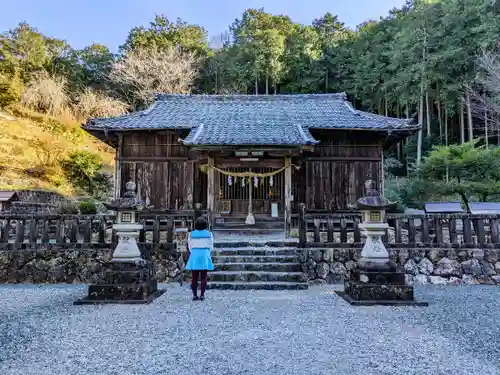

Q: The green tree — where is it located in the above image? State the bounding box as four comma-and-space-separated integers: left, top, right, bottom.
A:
121, 14, 209, 56
419, 141, 500, 207
61, 150, 111, 199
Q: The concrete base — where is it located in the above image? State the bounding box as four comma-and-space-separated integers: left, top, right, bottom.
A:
335, 290, 428, 306
338, 265, 428, 307
74, 289, 166, 305
74, 260, 165, 305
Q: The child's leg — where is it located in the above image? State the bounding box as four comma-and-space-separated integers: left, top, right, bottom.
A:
200, 270, 208, 297
191, 271, 199, 297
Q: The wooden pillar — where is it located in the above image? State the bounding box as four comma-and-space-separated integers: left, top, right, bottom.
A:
284, 156, 292, 237
114, 133, 123, 199
380, 147, 384, 196
207, 156, 215, 213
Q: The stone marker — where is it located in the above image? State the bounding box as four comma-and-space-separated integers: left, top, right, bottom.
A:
335, 180, 428, 306
74, 181, 165, 305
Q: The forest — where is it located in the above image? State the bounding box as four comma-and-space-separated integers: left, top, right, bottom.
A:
1, 0, 500, 210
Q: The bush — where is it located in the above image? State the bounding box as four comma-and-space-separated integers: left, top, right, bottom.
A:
61, 150, 111, 199
73, 88, 129, 119
20, 70, 68, 116
78, 200, 97, 214
0, 70, 23, 109
56, 200, 80, 214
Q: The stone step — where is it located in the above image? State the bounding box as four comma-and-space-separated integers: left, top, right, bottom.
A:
214, 242, 298, 248
209, 271, 306, 283
212, 255, 299, 263
213, 262, 301, 272
212, 248, 298, 256
206, 281, 308, 290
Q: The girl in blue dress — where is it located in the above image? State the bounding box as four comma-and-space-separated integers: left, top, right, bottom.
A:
186, 216, 214, 301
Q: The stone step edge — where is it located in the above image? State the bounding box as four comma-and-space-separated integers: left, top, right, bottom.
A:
214, 242, 299, 248
210, 271, 304, 276
212, 262, 301, 266
206, 281, 309, 290
212, 255, 299, 259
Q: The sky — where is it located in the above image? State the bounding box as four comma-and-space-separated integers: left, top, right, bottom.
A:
0, 0, 406, 52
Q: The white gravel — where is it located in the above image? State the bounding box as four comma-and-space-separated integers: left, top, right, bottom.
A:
1, 284, 499, 375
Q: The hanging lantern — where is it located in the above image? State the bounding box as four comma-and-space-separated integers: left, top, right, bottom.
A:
228, 175, 233, 186
254, 176, 259, 188
270, 176, 274, 187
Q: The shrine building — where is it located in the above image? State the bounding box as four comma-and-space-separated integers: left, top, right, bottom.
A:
82, 93, 419, 233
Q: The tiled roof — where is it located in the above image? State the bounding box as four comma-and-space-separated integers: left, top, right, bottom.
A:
0, 191, 17, 202
83, 93, 419, 146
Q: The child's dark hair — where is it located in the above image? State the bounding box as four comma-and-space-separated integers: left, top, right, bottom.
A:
194, 216, 208, 230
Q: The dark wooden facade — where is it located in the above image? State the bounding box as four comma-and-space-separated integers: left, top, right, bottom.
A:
83, 93, 418, 236
115, 129, 384, 215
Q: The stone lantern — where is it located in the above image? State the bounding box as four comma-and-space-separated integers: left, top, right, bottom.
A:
356, 179, 395, 270
336, 180, 427, 306
74, 181, 165, 305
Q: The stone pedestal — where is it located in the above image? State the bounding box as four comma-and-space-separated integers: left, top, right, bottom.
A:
75, 260, 165, 305
337, 265, 427, 306
335, 198, 427, 306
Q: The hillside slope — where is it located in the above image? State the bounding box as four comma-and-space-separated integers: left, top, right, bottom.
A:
0, 108, 114, 197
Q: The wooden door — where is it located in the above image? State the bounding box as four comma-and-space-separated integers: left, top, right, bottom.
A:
216, 167, 284, 216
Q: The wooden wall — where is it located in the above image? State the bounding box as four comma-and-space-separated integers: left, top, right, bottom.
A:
300, 130, 384, 211
118, 131, 200, 211
115, 129, 385, 212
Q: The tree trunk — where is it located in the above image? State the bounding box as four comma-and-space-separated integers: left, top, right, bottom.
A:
460, 100, 465, 144
325, 71, 328, 93
417, 27, 426, 166
485, 109, 489, 149
215, 66, 218, 94
265, 75, 269, 95
405, 102, 410, 174
444, 108, 449, 147
445, 107, 449, 182
254, 76, 258, 95
437, 97, 443, 139
425, 91, 431, 137
385, 96, 388, 117
417, 95, 424, 166
466, 91, 473, 141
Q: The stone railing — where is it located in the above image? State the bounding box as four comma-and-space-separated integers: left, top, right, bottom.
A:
298, 208, 500, 249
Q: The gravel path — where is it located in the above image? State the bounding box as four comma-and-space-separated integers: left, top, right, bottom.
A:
0, 284, 499, 375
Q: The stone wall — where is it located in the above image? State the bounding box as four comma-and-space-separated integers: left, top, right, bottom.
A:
3, 246, 500, 286
299, 248, 500, 285
0, 248, 184, 284
15, 190, 67, 204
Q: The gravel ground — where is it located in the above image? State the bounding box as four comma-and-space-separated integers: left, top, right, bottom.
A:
0, 284, 499, 375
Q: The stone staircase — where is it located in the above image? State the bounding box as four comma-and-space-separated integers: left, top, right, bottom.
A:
207, 243, 308, 290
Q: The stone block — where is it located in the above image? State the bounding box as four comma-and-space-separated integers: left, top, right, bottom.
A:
433, 258, 462, 277
87, 279, 158, 301
344, 281, 414, 301
429, 276, 447, 285
461, 259, 482, 276
480, 261, 496, 277
418, 258, 434, 276
404, 259, 418, 275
